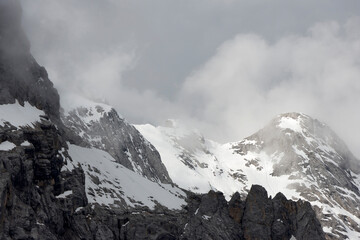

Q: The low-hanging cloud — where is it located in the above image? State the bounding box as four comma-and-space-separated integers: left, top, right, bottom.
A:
20, 0, 188, 123
180, 18, 360, 156
20, 1, 360, 156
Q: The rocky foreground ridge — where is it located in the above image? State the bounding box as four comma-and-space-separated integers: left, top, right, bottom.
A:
1, 0, 327, 239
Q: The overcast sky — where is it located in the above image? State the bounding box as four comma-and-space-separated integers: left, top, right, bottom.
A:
20, 0, 360, 156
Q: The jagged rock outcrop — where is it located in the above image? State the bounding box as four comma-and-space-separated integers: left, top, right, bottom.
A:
58, 185, 324, 240
0, 118, 87, 239
62, 100, 172, 184
239, 185, 324, 240
181, 185, 324, 240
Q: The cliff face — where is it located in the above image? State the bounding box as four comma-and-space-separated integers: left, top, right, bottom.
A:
0, 0, 60, 122
0, 119, 88, 239
0, 1, 86, 238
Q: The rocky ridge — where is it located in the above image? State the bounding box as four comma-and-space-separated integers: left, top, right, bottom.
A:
41, 185, 325, 240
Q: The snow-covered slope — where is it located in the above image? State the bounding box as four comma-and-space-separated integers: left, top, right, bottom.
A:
63, 144, 186, 210
61, 95, 172, 184
135, 120, 247, 196
0, 101, 45, 128
136, 114, 360, 239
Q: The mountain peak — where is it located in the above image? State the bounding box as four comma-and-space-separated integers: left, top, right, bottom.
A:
61, 96, 173, 184
276, 112, 313, 132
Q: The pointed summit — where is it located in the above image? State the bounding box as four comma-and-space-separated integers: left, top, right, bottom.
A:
235, 112, 360, 176
231, 112, 360, 238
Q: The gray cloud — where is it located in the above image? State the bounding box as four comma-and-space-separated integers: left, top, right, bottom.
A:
19, 1, 360, 156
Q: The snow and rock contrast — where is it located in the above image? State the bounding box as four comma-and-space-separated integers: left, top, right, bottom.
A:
0, 0, 342, 239
136, 113, 360, 239
64, 144, 185, 210
232, 112, 360, 239
135, 120, 246, 195
62, 96, 172, 184
0, 0, 60, 122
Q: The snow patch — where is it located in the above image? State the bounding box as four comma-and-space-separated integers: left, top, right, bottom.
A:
56, 190, 73, 198
75, 207, 83, 213
68, 144, 186, 210
202, 215, 211, 220
20, 141, 31, 147
278, 116, 303, 133
0, 141, 16, 151
0, 101, 44, 127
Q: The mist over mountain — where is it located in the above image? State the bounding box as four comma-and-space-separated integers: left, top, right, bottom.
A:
20, 0, 360, 158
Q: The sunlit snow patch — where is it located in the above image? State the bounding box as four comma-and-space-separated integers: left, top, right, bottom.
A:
67, 144, 186, 210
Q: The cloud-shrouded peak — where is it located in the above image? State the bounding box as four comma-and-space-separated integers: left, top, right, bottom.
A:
179, 17, 360, 157
20, 0, 360, 157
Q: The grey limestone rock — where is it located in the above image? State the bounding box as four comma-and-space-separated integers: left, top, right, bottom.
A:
62, 105, 172, 184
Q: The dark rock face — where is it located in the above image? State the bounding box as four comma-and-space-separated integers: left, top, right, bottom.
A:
0, 2, 86, 238
0, 119, 87, 240
63, 105, 172, 184
57, 185, 324, 240
0, 0, 60, 122
240, 185, 325, 240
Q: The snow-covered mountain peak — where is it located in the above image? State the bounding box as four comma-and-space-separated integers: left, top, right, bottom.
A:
229, 113, 360, 238
235, 112, 360, 175
61, 96, 172, 184
137, 113, 360, 239
276, 112, 311, 133
61, 95, 119, 123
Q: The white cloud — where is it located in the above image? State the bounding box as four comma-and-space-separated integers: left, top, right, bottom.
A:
20, 0, 360, 156
180, 18, 360, 156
